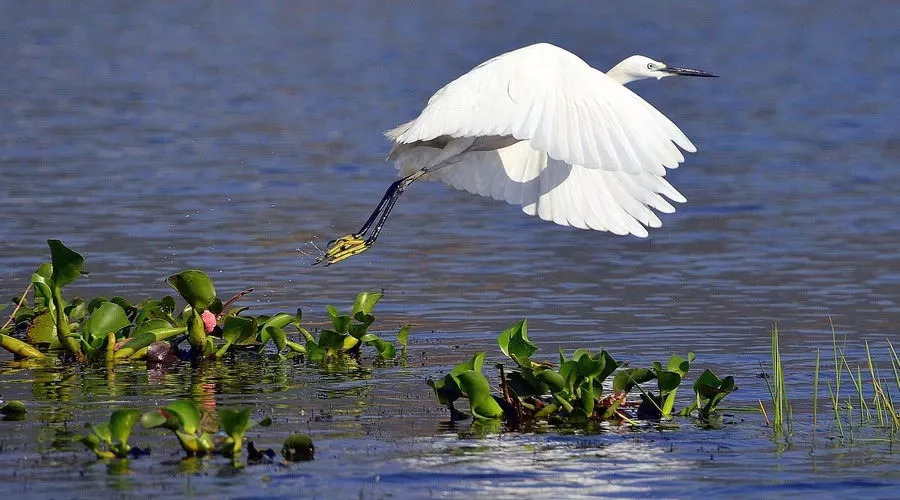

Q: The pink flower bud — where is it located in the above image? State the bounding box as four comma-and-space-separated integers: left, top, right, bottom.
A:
201, 310, 217, 333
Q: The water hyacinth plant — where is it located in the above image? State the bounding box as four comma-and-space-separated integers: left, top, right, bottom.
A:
141, 399, 216, 456
81, 409, 142, 459
0, 240, 409, 367
80, 401, 280, 462
429, 319, 738, 426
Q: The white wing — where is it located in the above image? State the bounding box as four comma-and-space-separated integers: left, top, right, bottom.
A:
391, 43, 696, 175
391, 141, 686, 238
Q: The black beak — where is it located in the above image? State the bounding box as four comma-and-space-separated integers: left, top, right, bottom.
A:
661, 66, 718, 78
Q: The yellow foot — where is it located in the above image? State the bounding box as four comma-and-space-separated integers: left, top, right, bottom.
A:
315, 234, 371, 266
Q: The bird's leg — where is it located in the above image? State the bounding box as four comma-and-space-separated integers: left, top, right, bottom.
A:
315, 139, 471, 266
315, 169, 425, 266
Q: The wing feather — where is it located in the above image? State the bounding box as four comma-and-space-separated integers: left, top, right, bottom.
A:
394, 43, 696, 175
391, 141, 685, 238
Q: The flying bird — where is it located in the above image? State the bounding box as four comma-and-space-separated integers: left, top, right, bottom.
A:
316, 42, 716, 265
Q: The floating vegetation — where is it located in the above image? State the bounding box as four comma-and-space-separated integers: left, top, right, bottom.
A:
81, 399, 291, 465
81, 409, 142, 459
0, 400, 26, 416
429, 319, 738, 426
0, 240, 409, 366
282, 434, 315, 462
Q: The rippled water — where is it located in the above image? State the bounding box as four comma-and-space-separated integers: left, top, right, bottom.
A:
1, 1, 898, 497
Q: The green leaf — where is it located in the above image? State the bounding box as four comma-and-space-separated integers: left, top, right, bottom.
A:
451, 352, 485, 378
497, 319, 536, 364
219, 408, 251, 437
115, 325, 185, 359
66, 298, 88, 323
456, 370, 503, 420
261, 313, 295, 331
351, 292, 382, 316
318, 329, 347, 350
506, 371, 544, 398
222, 316, 257, 344
536, 368, 566, 392
90, 422, 112, 445
329, 311, 351, 334
164, 399, 202, 434
428, 374, 462, 405
133, 297, 177, 325
166, 270, 217, 311
110, 296, 134, 314
86, 297, 110, 313
109, 409, 140, 446
80, 432, 101, 453
305, 339, 326, 362
595, 351, 620, 383
657, 370, 682, 394
81, 301, 131, 345
575, 351, 605, 379
30, 263, 54, 309
666, 353, 691, 376
48, 240, 84, 288
219, 408, 252, 457
429, 352, 486, 405
266, 325, 287, 353
397, 325, 410, 348
26, 312, 56, 344
579, 378, 595, 414
693, 369, 737, 399
362, 334, 396, 359
140, 410, 170, 429
612, 367, 656, 392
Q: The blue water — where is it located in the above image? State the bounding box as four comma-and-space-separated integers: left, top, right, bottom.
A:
0, 1, 898, 497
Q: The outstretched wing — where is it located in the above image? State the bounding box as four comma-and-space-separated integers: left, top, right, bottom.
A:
391, 43, 696, 175
406, 141, 686, 237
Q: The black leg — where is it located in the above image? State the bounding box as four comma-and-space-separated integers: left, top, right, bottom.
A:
354, 178, 405, 237
315, 170, 421, 266
363, 178, 409, 246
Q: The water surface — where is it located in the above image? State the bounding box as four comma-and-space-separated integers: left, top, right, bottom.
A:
0, 1, 898, 497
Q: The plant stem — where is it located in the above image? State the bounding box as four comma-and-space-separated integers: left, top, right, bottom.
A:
0, 283, 32, 331
813, 348, 820, 445
52, 286, 84, 361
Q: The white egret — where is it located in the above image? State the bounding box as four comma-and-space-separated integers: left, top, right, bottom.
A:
317, 42, 716, 265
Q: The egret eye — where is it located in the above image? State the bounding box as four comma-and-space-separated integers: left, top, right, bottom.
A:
647, 63, 654, 70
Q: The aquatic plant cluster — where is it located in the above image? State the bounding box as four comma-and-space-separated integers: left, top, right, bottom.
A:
765, 325, 900, 447
81, 398, 313, 464
0, 240, 409, 365
429, 319, 737, 425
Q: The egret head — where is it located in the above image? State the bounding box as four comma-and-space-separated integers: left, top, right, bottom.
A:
607, 55, 718, 85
